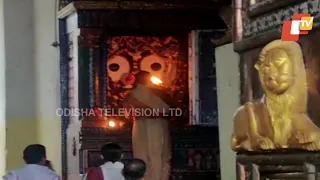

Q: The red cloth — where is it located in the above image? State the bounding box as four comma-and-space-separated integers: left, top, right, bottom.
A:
86, 167, 103, 180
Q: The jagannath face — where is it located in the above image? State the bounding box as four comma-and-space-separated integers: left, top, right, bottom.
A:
105, 36, 181, 109
107, 52, 167, 83
107, 36, 179, 87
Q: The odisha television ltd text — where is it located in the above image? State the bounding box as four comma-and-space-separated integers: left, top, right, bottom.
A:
56, 108, 183, 117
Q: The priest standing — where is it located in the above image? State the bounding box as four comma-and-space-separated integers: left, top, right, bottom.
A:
123, 71, 173, 180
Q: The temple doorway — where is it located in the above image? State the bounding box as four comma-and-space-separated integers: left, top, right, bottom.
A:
57, 1, 231, 179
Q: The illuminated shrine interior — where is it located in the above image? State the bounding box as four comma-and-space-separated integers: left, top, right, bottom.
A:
58, 0, 232, 179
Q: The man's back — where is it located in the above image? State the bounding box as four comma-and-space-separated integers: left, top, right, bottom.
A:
3, 164, 59, 180
84, 161, 125, 180
100, 162, 124, 180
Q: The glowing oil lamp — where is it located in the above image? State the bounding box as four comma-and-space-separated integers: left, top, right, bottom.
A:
150, 76, 163, 85
108, 120, 116, 127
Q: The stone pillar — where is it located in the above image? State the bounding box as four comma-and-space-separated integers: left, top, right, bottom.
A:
3, 0, 38, 171
0, 0, 61, 174
34, 0, 61, 174
216, 43, 240, 180
0, 0, 6, 176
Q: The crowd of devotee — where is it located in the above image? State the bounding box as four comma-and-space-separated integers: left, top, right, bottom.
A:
3, 143, 146, 180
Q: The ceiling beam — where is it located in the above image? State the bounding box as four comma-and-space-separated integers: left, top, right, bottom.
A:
59, 1, 227, 11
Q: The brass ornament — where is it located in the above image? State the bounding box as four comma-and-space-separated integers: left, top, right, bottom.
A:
231, 40, 320, 151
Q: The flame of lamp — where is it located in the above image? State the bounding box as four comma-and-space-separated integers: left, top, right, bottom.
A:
150, 76, 163, 85
108, 121, 116, 127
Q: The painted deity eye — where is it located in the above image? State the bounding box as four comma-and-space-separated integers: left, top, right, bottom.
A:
140, 55, 165, 78
109, 63, 120, 71
107, 56, 131, 82
151, 63, 162, 71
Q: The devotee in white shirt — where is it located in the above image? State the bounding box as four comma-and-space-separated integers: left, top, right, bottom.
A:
83, 143, 125, 180
3, 144, 60, 180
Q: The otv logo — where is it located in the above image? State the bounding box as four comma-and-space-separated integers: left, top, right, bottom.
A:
281, 14, 313, 41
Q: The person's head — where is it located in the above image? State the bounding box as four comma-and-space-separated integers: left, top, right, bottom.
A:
101, 143, 122, 163
23, 144, 46, 165
135, 71, 152, 87
123, 159, 146, 180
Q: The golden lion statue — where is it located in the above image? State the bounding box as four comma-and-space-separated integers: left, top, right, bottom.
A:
231, 40, 320, 151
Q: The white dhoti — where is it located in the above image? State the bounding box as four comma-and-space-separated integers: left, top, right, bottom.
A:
132, 118, 171, 180
124, 84, 171, 180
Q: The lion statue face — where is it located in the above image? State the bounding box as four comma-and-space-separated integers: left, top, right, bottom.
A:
255, 49, 294, 94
